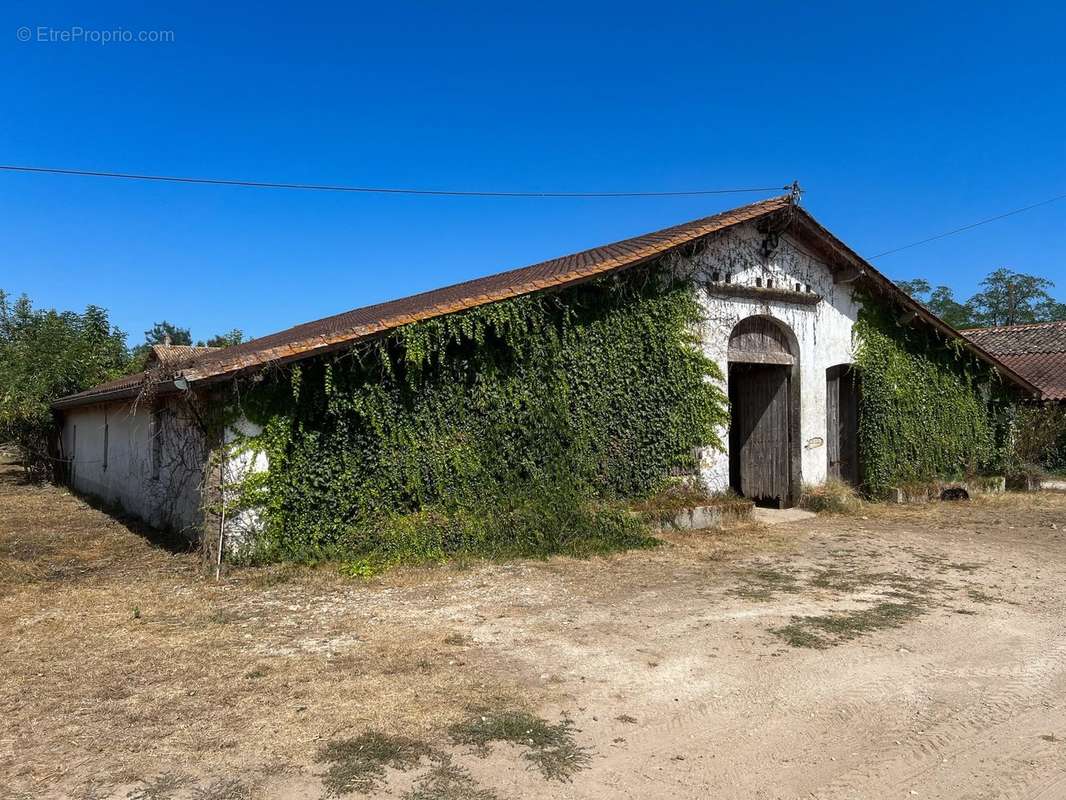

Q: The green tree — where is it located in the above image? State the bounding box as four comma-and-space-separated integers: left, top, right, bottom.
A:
895, 278, 975, 328
144, 320, 192, 346
969, 268, 1066, 327
0, 290, 129, 478
896, 278, 931, 298
926, 286, 975, 328
199, 328, 243, 348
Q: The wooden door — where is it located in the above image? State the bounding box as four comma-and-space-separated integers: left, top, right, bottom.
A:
729, 364, 791, 507
826, 365, 860, 486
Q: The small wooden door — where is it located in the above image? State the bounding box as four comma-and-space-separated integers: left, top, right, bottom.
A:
826, 365, 860, 486
729, 364, 791, 507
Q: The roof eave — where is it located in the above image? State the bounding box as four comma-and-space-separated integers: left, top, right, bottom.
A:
51, 380, 181, 411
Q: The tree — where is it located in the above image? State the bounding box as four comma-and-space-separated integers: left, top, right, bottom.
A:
199, 329, 243, 348
897, 267, 1066, 329
895, 278, 975, 328
968, 268, 1064, 327
926, 286, 975, 329
896, 278, 931, 298
144, 320, 192, 346
0, 290, 129, 478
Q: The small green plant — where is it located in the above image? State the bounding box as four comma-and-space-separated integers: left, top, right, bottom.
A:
316, 732, 436, 797
449, 709, 591, 781
131, 606, 141, 620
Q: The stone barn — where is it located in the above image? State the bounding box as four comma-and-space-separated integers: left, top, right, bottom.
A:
52, 194, 1039, 552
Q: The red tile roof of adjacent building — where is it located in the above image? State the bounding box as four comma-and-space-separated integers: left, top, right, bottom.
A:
54, 195, 1042, 408
962, 321, 1066, 400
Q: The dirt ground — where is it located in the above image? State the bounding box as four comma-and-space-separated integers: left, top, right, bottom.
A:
3, 462, 1066, 800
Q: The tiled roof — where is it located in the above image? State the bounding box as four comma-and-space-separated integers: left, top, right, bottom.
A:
54, 194, 1041, 408
147, 344, 219, 369
51, 344, 219, 409
51, 371, 148, 409
963, 321, 1066, 400
179, 195, 793, 383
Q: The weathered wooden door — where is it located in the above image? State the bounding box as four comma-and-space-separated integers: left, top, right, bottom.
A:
826, 365, 860, 486
729, 364, 791, 507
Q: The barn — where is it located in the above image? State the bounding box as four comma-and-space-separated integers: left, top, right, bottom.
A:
52, 194, 1040, 556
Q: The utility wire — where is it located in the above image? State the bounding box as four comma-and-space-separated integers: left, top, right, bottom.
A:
869, 191, 1066, 259
0, 164, 790, 198
6, 163, 1061, 261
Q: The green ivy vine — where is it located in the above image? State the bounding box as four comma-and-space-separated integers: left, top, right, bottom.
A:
854, 301, 1015, 495
228, 265, 727, 562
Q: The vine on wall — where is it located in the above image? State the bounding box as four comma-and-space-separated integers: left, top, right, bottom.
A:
229, 265, 728, 563
854, 302, 1014, 495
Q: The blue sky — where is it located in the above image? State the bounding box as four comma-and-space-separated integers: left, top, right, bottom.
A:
2, 1, 1064, 344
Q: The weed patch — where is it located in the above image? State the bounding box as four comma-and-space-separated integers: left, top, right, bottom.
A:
774, 601, 927, 649
449, 709, 590, 781
316, 732, 436, 796
403, 757, 498, 800
730, 564, 801, 601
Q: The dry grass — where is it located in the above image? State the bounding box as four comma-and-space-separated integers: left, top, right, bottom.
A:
799, 478, 863, 514
0, 464, 530, 796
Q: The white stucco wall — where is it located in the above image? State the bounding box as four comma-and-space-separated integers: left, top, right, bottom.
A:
678, 222, 862, 493
59, 397, 206, 538
218, 416, 270, 554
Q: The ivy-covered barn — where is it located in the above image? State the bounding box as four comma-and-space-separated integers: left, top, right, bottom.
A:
52, 194, 1040, 561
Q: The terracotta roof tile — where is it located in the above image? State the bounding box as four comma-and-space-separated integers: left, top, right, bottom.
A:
962, 321, 1066, 399
177, 194, 793, 384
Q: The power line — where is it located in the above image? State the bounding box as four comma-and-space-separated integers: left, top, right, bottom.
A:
0, 164, 790, 199
869, 191, 1066, 259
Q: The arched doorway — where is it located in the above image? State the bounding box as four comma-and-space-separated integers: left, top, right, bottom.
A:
727, 316, 799, 508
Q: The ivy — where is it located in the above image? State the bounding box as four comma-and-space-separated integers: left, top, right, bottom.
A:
854, 302, 1014, 495
229, 266, 727, 563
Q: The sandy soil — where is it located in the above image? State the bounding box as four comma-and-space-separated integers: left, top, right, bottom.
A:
2, 462, 1066, 799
